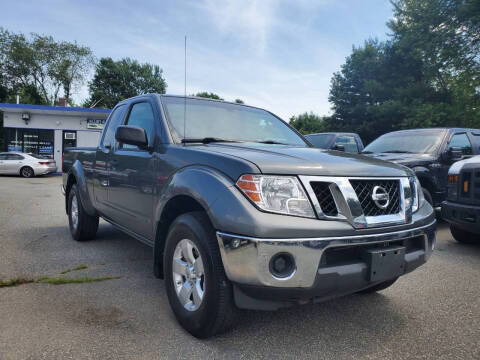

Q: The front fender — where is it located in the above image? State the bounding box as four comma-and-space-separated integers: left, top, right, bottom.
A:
154, 166, 236, 230
70, 160, 97, 216
411, 166, 436, 188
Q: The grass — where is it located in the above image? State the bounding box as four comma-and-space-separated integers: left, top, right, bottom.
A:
37, 276, 121, 285
0, 275, 120, 288
60, 264, 88, 274
0, 278, 35, 287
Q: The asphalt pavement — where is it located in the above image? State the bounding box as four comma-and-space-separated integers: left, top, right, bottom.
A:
0, 176, 479, 359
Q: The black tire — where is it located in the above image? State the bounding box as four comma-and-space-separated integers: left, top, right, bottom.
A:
358, 277, 398, 294
164, 211, 237, 338
68, 184, 99, 241
450, 225, 479, 244
20, 166, 34, 178
422, 187, 433, 207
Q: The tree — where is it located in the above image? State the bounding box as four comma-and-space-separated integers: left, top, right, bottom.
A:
86, 57, 167, 108
329, 0, 480, 142
0, 28, 94, 105
193, 92, 223, 100
234, 98, 244, 104
289, 112, 330, 134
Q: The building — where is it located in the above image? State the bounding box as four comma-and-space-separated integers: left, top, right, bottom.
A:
0, 103, 111, 172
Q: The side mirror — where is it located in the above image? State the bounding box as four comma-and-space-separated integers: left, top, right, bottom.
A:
333, 144, 345, 152
115, 125, 148, 149
444, 147, 463, 162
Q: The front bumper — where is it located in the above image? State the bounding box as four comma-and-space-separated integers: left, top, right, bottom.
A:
442, 201, 480, 234
217, 220, 436, 306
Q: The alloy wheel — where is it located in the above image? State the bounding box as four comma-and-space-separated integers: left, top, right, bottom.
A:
70, 194, 79, 231
172, 239, 205, 311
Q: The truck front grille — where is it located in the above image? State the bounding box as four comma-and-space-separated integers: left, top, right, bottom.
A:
310, 182, 338, 216
476, 171, 480, 200
459, 170, 480, 203
349, 179, 401, 216
300, 175, 410, 229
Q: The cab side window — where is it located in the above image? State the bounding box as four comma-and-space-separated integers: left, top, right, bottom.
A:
101, 105, 126, 148
7, 154, 24, 160
122, 102, 155, 150
0, 154, 7, 160
448, 133, 472, 155
334, 136, 359, 153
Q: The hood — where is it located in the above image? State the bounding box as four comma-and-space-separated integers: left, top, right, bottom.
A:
189, 143, 412, 177
449, 155, 480, 174
364, 152, 436, 167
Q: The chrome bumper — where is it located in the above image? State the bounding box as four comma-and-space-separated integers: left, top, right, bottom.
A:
216, 220, 436, 288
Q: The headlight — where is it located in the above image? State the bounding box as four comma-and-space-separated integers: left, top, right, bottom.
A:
411, 176, 425, 212
236, 174, 315, 218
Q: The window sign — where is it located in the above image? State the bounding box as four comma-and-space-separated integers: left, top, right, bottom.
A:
6, 129, 54, 158
87, 118, 106, 130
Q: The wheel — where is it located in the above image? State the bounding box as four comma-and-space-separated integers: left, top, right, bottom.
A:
450, 225, 479, 244
68, 184, 99, 241
20, 166, 34, 178
164, 211, 237, 338
357, 277, 398, 294
422, 187, 433, 207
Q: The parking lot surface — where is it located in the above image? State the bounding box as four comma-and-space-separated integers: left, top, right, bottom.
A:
0, 176, 479, 359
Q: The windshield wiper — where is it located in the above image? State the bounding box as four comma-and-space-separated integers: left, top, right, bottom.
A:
382, 150, 414, 154
181, 137, 241, 144
252, 140, 289, 145
361, 151, 373, 154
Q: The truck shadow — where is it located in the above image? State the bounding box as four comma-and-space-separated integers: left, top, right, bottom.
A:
209, 293, 408, 358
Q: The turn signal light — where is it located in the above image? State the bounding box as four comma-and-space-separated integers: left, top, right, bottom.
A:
236, 174, 261, 203
463, 181, 469, 193
448, 175, 459, 184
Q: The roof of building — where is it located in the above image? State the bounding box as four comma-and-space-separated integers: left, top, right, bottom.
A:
0, 103, 111, 114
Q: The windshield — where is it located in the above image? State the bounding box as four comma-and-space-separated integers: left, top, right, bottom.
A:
305, 134, 334, 148
364, 130, 446, 154
162, 97, 307, 146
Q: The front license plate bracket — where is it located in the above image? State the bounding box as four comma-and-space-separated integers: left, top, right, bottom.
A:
362, 246, 406, 282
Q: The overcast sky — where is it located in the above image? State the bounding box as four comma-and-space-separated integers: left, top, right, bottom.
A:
3, 0, 393, 119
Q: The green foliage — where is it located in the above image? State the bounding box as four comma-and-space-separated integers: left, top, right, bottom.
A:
234, 98, 244, 104
0, 27, 94, 105
329, 0, 480, 142
289, 112, 331, 134
193, 92, 223, 100
86, 57, 167, 108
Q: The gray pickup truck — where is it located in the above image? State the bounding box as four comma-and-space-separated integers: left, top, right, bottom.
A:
62, 94, 436, 338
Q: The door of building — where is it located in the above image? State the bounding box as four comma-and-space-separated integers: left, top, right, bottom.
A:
62, 131, 77, 153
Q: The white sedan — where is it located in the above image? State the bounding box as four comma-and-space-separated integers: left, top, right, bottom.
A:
0, 152, 57, 178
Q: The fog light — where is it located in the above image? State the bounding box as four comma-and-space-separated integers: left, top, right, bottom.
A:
269, 253, 296, 279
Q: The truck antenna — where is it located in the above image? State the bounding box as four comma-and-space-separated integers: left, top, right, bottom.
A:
183, 35, 187, 146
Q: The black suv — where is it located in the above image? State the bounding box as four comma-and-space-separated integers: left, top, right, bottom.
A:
363, 128, 480, 207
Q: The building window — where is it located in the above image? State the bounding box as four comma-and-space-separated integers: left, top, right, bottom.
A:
6, 128, 54, 158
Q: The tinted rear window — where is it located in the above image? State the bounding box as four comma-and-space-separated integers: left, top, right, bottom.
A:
306, 134, 334, 148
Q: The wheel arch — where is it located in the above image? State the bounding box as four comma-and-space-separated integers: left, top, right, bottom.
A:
65, 160, 97, 216
412, 166, 435, 193
19, 165, 34, 177
152, 166, 235, 279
